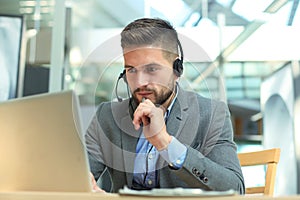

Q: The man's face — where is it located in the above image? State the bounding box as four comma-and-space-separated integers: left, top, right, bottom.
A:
123, 47, 178, 105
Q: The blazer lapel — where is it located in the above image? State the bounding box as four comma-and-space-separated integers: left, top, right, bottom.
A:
158, 87, 190, 180
167, 87, 201, 148
166, 87, 189, 140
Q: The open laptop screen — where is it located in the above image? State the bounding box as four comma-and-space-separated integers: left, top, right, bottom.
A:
0, 90, 92, 192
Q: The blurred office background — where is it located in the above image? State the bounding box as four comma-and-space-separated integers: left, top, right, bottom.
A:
0, 0, 299, 196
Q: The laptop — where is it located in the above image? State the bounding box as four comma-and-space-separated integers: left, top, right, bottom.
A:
0, 90, 92, 192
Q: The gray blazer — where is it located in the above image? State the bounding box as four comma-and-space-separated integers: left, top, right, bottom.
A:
85, 86, 245, 193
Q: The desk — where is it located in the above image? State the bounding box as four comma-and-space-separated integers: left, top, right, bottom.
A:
0, 192, 300, 200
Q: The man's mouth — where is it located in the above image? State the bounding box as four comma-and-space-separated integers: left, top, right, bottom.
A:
135, 90, 153, 101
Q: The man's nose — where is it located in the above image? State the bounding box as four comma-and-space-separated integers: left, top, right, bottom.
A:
135, 72, 150, 87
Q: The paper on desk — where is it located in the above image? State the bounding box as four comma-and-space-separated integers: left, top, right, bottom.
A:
118, 186, 237, 197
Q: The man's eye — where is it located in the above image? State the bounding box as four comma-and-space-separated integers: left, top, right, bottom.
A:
146, 67, 158, 73
127, 68, 137, 73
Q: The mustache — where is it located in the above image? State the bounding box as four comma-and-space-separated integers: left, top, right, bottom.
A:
133, 87, 154, 93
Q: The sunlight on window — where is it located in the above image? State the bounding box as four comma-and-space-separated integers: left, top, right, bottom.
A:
184, 12, 200, 27
149, 0, 191, 25
232, 0, 274, 21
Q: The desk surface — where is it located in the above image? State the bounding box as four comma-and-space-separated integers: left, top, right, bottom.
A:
0, 192, 300, 200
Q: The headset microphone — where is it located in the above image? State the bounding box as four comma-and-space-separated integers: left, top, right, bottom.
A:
115, 70, 126, 102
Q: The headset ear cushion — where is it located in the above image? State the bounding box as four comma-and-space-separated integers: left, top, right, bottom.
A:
173, 58, 183, 77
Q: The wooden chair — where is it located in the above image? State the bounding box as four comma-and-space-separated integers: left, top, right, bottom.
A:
238, 148, 280, 196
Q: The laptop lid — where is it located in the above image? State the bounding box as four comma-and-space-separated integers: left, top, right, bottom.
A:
0, 90, 92, 192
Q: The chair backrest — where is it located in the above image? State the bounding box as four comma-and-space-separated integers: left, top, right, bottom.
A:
238, 148, 280, 196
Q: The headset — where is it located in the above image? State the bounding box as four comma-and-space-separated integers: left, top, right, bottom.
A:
115, 70, 127, 102
173, 39, 184, 77
115, 39, 184, 102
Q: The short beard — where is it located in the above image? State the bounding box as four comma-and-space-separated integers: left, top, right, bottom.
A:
132, 84, 174, 106
156, 88, 173, 105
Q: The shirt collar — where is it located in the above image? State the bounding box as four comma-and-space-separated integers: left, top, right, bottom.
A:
164, 84, 178, 119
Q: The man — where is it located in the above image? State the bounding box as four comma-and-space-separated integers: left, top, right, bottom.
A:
85, 18, 245, 194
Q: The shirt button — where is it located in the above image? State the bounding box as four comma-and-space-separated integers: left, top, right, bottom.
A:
148, 154, 153, 159
176, 159, 181, 164
148, 180, 152, 185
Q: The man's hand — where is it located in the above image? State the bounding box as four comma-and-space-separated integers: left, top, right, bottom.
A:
132, 99, 171, 150
90, 172, 106, 193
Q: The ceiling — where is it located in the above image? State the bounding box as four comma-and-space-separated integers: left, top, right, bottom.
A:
0, 0, 298, 30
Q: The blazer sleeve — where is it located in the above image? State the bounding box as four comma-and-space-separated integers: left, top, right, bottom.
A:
171, 100, 245, 194
85, 104, 107, 181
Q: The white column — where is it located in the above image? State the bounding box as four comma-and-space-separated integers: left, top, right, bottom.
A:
49, 0, 66, 92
